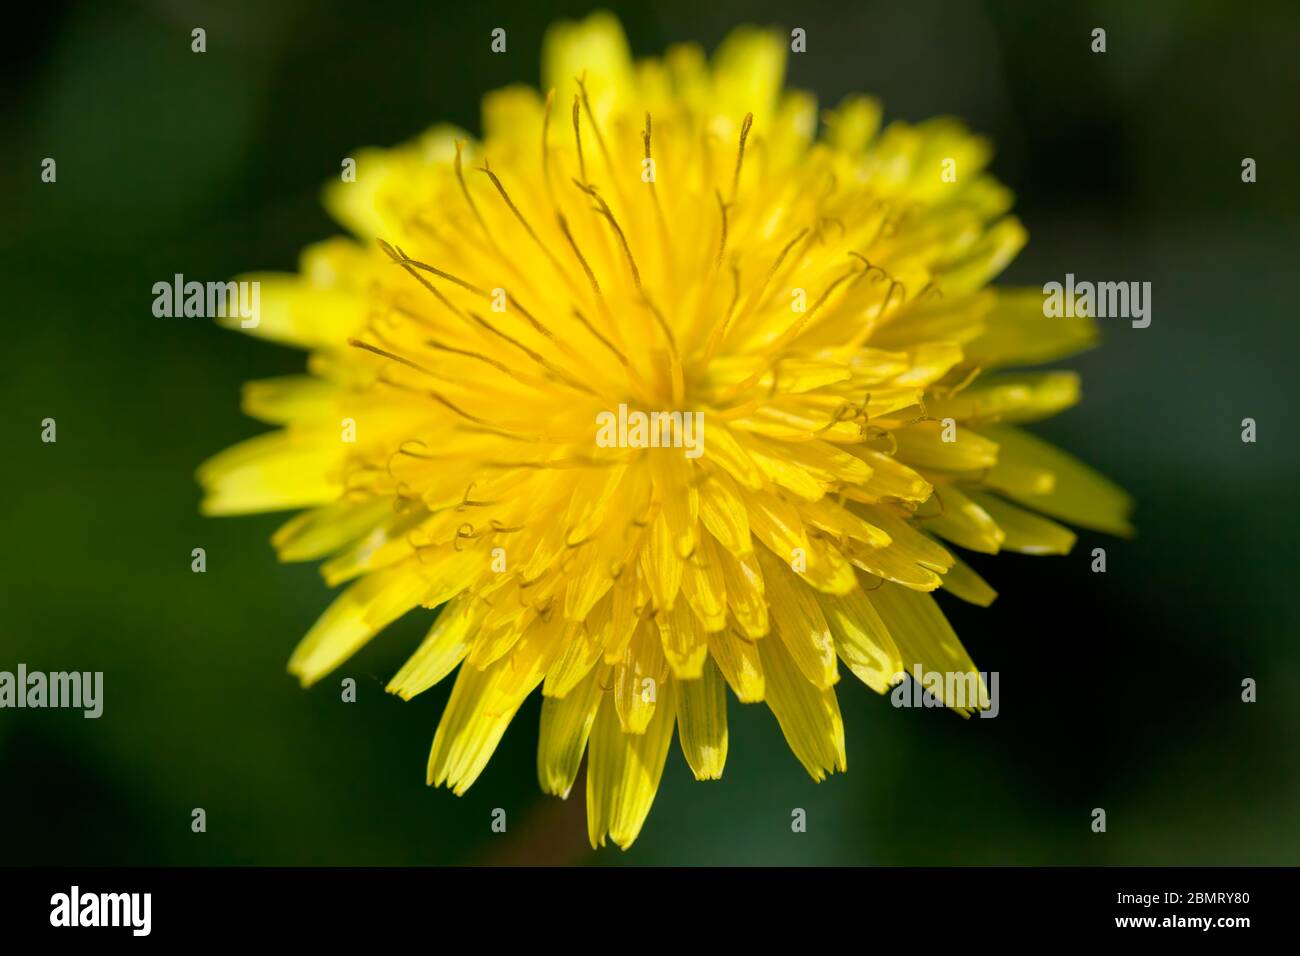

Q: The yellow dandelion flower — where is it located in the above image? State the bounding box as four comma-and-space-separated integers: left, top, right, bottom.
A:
200, 12, 1132, 849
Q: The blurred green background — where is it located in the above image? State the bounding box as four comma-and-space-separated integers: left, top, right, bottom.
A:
2, 0, 1297, 865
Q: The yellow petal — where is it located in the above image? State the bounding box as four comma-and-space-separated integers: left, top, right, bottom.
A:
198, 430, 342, 516
869, 583, 987, 715
854, 506, 953, 572
983, 454, 1056, 498
815, 586, 903, 694
965, 288, 1098, 369
241, 375, 342, 425
922, 484, 1004, 554
758, 634, 846, 781
720, 549, 769, 638
846, 448, 932, 503
426, 662, 519, 795
542, 11, 634, 124
826, 94, 882, 153
770, 357, 852, 394
675, 658, 728, 780
428, 615, 563, 794
978, 425, 1133, 535
706, 424, 764, 490
562, 531, 620, 622
801, 536, 860, 595
698, 469, 753, 555
925, 371, 1080, 426
288, 561, 428, 687
680, 536, 728, 632
322, 129, 462, 241
940, 553, 998, 607
772, 439, 874, 484
759, 549, 838, 689
657, 600, 709, 679
223, 275, 365, 350
537, 664, 606, 797
481, 85, 545, 149
745, 441, 826, 501
890, 342, 964, 388
840, 506, 949, 591
614, 618, 665, 734
640, 510, 684, 610
467, 602, 536, 667
318, 515, 419, 588
272, 497, 391, 562
706, 628, 764, 702
586, 682, 676, 849
494, 610, 567, 702
968, 490, 1077, 555
768, 91, 819, 167
562, 464, 627, 544
935, 216, 1026, 293
893, 421, 998, 472
603, 577, 644, 665
386, 596, 479, 699
543, 620, 604, 698
651, 453, 699, 558
746, 489, 810, 558
709, 27, 786, 130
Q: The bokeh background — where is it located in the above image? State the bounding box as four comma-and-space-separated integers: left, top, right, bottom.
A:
3, 0, 1298, 865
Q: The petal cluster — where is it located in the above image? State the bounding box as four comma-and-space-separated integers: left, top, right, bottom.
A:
200, 12, 1131, 848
